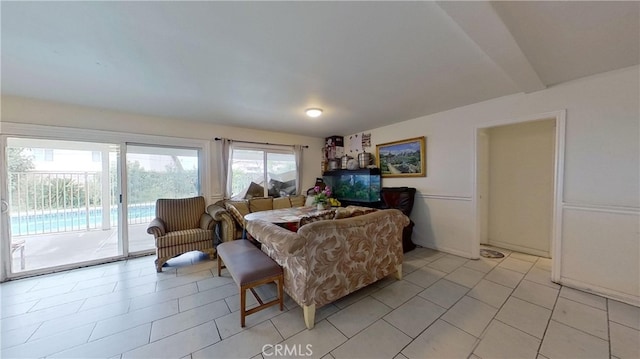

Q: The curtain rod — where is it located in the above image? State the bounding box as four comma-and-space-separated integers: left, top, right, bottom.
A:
214, 137, 309, 148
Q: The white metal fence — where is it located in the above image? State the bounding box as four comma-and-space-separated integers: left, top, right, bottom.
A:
8, 171, 155, 236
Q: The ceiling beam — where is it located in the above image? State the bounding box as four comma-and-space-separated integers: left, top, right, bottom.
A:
437, 1, 546, 93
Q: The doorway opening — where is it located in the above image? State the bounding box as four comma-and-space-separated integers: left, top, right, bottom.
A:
474, 111, 565, 280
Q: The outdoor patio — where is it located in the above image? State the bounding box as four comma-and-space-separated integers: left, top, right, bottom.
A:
10, 223, 153, 274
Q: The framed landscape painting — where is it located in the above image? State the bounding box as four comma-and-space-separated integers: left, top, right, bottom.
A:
376, 136, 426, 177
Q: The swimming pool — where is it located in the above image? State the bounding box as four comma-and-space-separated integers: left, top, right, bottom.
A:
10, 203, 155, 236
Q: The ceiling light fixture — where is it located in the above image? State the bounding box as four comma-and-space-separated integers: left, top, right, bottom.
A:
305, 108, 323, 118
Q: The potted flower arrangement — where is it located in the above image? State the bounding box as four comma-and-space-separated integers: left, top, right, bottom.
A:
312, 186, 332, 210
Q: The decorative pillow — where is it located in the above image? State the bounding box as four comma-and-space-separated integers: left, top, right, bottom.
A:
249, 197, 274, 212
333, 207, 351, 219
225, 200, 250, 228
243, 182, 265, 199
334, 205, 377, 219
289, 195, 306, 207
350, 206, 377, 217
273, 197, 291, 209
298, 209, 336, 227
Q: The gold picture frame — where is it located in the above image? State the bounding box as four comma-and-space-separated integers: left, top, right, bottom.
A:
376, 136, 426, 177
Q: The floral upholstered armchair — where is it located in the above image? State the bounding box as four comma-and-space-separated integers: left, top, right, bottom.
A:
147, 196, 216, 272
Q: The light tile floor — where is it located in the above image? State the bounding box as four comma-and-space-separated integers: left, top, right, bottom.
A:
2, 246, 639, 359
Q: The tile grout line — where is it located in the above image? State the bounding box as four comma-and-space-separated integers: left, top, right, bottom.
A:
558, 295, 607, 312
384, 281, 470, 358
45, 321, 101, 358
467, 281, 516, 355
607, 317, 640, 331
508, 286, 557, 311
397, 262, 481, 356
22, 321, 45, 347
534, 261, 562, 357
551, 296, 611, 341
469, 254, 542, 357
558, 289, 608, 310
4, 249, 635, 359
411, 255, 514, 349
326, 293, 409, 357
606, 298, 613, 357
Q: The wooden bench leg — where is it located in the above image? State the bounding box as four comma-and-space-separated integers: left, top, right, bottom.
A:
239, 276, 284, 328
217, 241, 283, 329
240, 285, 247, 327
278, 275, 284, 311
217, 256, 224, 276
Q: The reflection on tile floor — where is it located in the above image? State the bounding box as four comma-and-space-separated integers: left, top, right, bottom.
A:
2, 246, 639, 358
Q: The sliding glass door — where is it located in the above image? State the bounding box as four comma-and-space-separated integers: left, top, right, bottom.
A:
1, 137, 202, 277
126, 145, 200, 253
3, 138, 120, 273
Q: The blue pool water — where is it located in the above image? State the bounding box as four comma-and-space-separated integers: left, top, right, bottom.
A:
10, 204, 155, 236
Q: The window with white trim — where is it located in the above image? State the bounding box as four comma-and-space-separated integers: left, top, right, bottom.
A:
229, 147, 297, 199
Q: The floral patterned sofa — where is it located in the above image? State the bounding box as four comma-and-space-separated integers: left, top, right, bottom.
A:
207, 195, 306, 242
245, 208, 409, 329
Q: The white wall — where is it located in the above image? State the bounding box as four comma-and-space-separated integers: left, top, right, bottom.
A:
2, 67, 638, 304
0, 95, 325, 201
347, 66, 640, 305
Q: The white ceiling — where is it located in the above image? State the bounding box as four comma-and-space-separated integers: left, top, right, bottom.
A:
2, 1, 638, 138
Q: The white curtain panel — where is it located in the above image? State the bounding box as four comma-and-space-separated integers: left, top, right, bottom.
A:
217, 138, 233, 199
294, 144, 303, 195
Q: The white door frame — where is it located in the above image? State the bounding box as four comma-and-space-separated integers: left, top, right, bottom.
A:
0, 135, 9, 281
472, 110, 566, 282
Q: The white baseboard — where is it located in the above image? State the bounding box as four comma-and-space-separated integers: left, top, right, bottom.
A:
487, 239, 550, 258
416, 242, 477, 260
